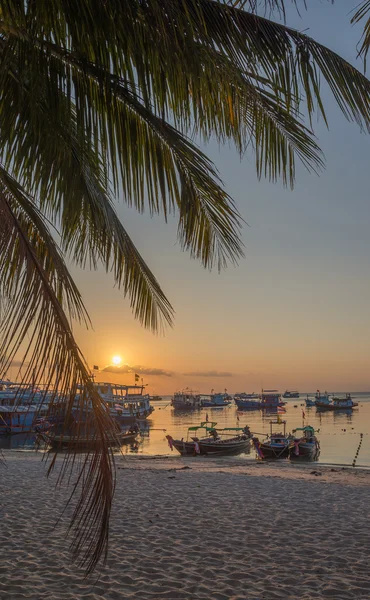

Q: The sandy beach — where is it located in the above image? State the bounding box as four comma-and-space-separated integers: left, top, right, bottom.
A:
1, 452, 370, 599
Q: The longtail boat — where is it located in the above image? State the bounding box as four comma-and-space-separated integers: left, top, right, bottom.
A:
289, 426, 320, 460
252, 420, 291, 459
45, 429, 138, 450
166, 421, 252, 456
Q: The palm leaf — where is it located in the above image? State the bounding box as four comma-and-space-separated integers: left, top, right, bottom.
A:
0, 166, 116, 574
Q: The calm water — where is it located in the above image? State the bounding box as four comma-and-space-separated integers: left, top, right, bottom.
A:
2, 394, 370, 466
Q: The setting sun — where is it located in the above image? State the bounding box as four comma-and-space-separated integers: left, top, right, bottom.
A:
112, 355, 122, 366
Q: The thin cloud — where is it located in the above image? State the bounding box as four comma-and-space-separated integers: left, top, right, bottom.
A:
102, 363, 172, 377
183, 370, 233, 378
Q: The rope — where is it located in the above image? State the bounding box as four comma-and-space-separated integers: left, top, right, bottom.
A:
352, 433, 364, 467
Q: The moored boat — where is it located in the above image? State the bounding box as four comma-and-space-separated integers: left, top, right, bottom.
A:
289, 426, 320, 460
200, 393, 231, 408
172, 389, 202, 410
45, 429, 138, 450
0, 405, 52, 435
166, 422, 252, 456
234, 393, 261, 409
260, 389, 285, 410
305, 395, 316, 407
316, 394, 358, 411
234, 389, 285, 410
73, 382, 154, 423
282, 390, 300, 398
252, 420, 291, 459
314, 390, 330, 408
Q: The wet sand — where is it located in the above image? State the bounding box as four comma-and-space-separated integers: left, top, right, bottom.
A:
1, 452, 370, 599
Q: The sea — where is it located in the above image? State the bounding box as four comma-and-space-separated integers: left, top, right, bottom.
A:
2, 393, 370, 466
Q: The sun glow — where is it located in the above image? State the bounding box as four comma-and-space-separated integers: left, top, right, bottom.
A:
112, 355, 122, 366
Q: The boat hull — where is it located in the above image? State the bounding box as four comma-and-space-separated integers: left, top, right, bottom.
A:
46, 431, 138, 450
170, 437, 251, 456
290, 441, 320, 459
316, 402, 357, 411
258, 443, 291, 459
201, 402, 229, 408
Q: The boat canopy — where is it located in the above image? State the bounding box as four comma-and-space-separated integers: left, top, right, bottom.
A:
293, 426, 315, 434
187, 421, 217, 431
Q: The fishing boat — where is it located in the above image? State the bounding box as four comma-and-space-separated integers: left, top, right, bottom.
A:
289, 426, 320, 459
260, 390, 285, 409
45, 429, 138, 450
282, 390, 300, 398
73, 382, 154, 423
234, 389, 285, 410
305, 395, 316, 407
151, 395, 163, 401
171, 389, 202, 410
316, 394, 358, 411
0, 405, 51, 435
252, 420, 291, 459
234, 393, 261, 409
166, 421, 252, 456
314, 390, 330, 407
200, 393, 231, 408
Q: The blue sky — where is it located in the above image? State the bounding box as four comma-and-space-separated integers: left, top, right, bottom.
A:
71, 2, 370, 394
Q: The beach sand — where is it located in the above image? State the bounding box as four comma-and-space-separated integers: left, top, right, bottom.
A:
1, 452, 370, 599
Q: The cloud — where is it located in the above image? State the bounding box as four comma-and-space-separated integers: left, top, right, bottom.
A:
183, 370, 233, 378
102, 363, 172, 377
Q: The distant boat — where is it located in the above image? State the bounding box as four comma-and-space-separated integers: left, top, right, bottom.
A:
151, 395, 163, 401
234, 392, 260, 399
316, 394, 358, 411
171, 390, 202, 410
290, 426, 320, 460
234, 395, 261, 409
282, 390, 300, 399
305, 395, 316, 407
235, 389, 285, 411
260, 389, 285, 409
166, 421, 252, 456
200, 393, 231, 408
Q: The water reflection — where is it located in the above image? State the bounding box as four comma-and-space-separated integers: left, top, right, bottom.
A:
1, 395, 370, 466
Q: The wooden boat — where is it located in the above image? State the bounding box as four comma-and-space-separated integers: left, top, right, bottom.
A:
289, 426, 320, 460
166, 422, 252, 456
252, 420, 291, 459
45, 429, 138, 450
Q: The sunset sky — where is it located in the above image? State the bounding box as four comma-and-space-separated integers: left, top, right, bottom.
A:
70, 4, 370, 395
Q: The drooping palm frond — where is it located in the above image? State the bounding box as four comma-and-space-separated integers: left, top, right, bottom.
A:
0, 167, 116, 574
351, 1, 370, 61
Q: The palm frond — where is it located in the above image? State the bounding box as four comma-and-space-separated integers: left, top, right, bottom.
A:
351, 1, 370, 61
0, 167, 116, 574
0, 56, 174, 330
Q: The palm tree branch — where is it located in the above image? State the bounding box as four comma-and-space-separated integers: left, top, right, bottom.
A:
0, 169, 116, 574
